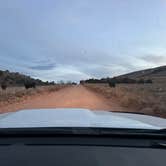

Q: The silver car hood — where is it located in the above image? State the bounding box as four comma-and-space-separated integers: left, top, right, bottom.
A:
0, 108, 166, 129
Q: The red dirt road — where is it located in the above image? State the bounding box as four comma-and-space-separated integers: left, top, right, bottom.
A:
0, 85, 124, 113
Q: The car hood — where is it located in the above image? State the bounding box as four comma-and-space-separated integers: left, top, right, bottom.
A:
0, 108, 166, 129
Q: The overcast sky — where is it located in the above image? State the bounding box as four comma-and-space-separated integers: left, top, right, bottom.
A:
0, 0, 166, 82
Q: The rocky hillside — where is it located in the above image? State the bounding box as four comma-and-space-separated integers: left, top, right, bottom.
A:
81, 65, 166, 84
0, 70, 53, 87
117, 65, 166, 83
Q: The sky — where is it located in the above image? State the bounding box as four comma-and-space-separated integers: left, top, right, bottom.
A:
0, 0, 166, 82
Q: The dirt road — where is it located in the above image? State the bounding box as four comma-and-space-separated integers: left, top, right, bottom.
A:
0, 85, 124, 113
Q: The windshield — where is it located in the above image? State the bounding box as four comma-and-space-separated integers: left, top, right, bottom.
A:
0, 0, 166, 130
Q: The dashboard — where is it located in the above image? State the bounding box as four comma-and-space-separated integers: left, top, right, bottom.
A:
0, 134, 166, 166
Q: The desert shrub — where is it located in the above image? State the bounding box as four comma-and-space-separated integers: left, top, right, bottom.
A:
145, 79, 153, 84
0, 70, 3, 76
121, 77, 136, 84
108, 80, 116, 88
1, 82, 7, 90
110, 77, 136, 84
81, 77, 138, 84
80, 80, 85, 84
24, 81, 36, 89
72, 82, 77, 85
137, 79, 145, 84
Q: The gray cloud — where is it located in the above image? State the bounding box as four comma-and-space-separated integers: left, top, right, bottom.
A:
29, 63, 56, 70
140, 54, 166, 65
1, 1, 166, 82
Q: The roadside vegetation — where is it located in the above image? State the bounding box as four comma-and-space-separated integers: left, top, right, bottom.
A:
81, 66, 166, 118
0, 84, 69, 107
84, 83, 166, 118
0, 70, 75, 107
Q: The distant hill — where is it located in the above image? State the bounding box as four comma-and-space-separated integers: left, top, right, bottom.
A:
0, 70, 54, 86
81, 65, 166, 84
117, 65, 166, 83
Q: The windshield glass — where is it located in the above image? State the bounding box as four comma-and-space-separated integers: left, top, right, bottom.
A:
0, 0, 166, 130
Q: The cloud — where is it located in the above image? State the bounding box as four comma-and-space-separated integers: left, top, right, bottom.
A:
79, 64, 129, 78
29, 63, 56, 70
33, 65, 91, 82
1, 1, 166, 82
140, 54, 166, 66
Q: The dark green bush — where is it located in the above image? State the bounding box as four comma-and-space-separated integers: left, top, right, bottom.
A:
108, 80, 116, 88
1, 82, 7, 90
137, 79, 145, 84
24, 81, 36, 89
145, 79, 153, 84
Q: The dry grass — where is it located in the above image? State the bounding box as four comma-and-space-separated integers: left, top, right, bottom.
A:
0, 85, 67, 106
84, 83, 166, 118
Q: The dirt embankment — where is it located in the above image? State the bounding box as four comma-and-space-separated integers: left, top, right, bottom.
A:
0, 85, 126, 113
